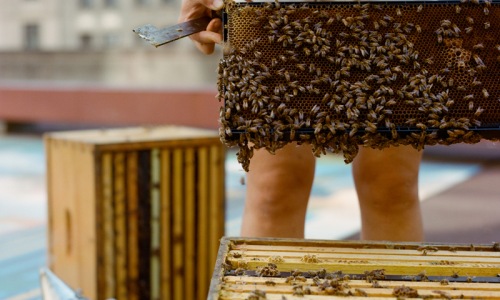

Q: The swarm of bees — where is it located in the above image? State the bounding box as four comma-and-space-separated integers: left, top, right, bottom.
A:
256, 263, 281, 277
218, 0, 500, 171
301, 254, 320, 263
393, 285, 420, 298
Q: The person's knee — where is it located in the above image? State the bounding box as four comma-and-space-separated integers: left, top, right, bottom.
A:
353, 145, 421, 209
247, 165, 312, 214
245, 143, 315, 216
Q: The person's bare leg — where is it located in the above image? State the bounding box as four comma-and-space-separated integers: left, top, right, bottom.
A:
241, 143, 316, 238
352, 145, 424, 242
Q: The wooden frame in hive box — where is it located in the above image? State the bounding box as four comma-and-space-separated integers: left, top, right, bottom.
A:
210, 237, 500, 299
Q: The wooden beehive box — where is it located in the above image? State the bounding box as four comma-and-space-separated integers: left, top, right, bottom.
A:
209, 237, 500, 299
45, 126, 226, 300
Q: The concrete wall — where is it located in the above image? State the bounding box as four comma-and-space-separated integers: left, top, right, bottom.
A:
0, 44, 222, 88
0, 0, 62, 50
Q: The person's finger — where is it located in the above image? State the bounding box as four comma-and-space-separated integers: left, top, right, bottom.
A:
191, 29, 221, 45
207, 18, 222, 34
201, 0, 224, 10
195, 41, 216, 54
178, 0, 223, 54
190, 18, 222, 54
190, 18, 222, 42
179, 0, 223, 22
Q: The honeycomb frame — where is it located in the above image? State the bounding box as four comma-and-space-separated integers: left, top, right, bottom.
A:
217, 0, 500, 170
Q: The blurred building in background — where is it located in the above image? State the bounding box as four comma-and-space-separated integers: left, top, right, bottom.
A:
0, 0, 180, 51
0, 0, 219, 88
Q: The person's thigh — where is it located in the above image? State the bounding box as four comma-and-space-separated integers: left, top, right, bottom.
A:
241, 143, 316, 237
352, 145, 424, 241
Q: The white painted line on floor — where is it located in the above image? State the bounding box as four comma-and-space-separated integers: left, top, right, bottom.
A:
6, 288, 41, 300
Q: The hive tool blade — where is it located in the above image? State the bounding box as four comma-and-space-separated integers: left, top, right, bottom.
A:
133, 16, 212, 47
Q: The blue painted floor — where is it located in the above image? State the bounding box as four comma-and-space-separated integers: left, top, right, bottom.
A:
0, 134, 481, 298
0, 135, 46, 300
0, 227, 46, 299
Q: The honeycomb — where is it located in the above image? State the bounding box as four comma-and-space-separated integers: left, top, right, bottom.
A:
217, 0, 500, 171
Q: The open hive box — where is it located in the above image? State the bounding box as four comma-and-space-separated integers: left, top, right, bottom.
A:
218, 0, 500, 170
209, 238, 500, 299
46, 126, 225, 300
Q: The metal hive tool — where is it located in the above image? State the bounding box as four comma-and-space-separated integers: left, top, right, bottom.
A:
218, 0, 500, 171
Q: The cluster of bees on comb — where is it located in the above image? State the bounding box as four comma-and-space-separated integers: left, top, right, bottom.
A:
217, 0, 500, 171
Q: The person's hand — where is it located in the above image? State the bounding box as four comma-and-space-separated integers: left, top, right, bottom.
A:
179, 0, 224, 54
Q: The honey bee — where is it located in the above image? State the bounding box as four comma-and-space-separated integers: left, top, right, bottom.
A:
322, 93, 331, 104
464, 94, 474, 101
455, 5, 461, 13
452, 24, 461, 35
292, 285, 304, 297
295, 63, 306, 71
482, 88, 489, 98
224, 107, 232, 119
475, 106, 484, 117
349, 126, 359, 137
271, 58, 278, 67
493, 242, 500, 251
417, 4, 423, 12
465, 27, 473, 34
484, 7, 489, 15
473, 43, 484, 50
355, 289, 368, 297
264, 280, 276, 286
485, 22, 490, 30
466, 17, 474, 24
314, 123, 323, 135
416, 123, 427, 130
441, 19, 452, 27
248, 289, 266, 300
468, 100, 475, 110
